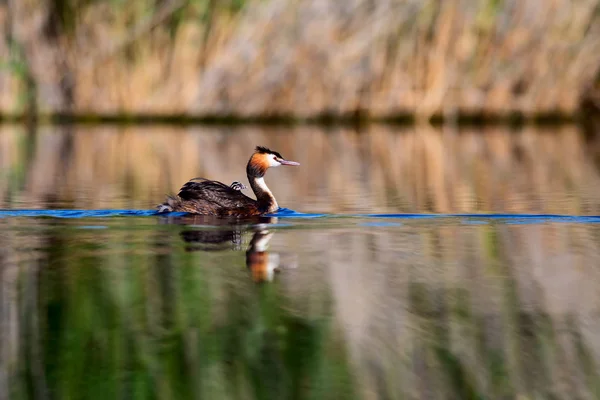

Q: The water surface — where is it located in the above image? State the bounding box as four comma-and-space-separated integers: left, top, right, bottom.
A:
2, 124, 600, 399
2, 124, 600, 214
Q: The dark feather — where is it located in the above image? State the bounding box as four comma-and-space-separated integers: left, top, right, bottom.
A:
178, 178, 253, 204
163, 178, 263, 216
255, 146, 283, 159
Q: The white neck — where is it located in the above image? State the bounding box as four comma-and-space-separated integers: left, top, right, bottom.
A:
254, 177, 270, 193
251, 177, 278, 212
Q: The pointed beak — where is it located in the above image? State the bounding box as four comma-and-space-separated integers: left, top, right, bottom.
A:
279, 159, 300, 166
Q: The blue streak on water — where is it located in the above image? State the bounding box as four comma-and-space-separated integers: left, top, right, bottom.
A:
0, 209, 163, 218
362, 213, 600, 224
270, 208, 327, 218
1, 209, 600, 224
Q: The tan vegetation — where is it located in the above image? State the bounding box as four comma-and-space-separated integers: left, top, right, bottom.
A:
1, 0, 599, 118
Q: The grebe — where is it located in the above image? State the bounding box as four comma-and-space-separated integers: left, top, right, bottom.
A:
157, 146, 299, 216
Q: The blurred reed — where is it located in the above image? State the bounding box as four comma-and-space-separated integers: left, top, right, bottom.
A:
1, 0, 599, 118
1, 124, 600, 214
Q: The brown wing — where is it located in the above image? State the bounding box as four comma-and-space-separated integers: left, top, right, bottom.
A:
177, 178, 257, 210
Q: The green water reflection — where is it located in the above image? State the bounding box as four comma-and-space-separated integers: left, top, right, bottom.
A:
2, 216, 600, 399
2, 217, 356, 400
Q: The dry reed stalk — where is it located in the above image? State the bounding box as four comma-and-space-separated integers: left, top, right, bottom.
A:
194, 0, 600, 118
0, 0, 242, 114
1, 0, 599, 116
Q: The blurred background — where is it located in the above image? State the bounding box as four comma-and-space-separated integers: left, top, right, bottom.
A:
3, 1, 600, 400
0, 0, 599, 120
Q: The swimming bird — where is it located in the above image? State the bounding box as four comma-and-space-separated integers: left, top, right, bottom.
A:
157, 146, 299, 216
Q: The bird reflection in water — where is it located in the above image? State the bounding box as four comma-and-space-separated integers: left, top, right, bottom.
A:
245, 229, 280, 283
159, 214, 296, 282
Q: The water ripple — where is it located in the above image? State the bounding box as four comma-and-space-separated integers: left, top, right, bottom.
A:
0, 209, 599, 224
